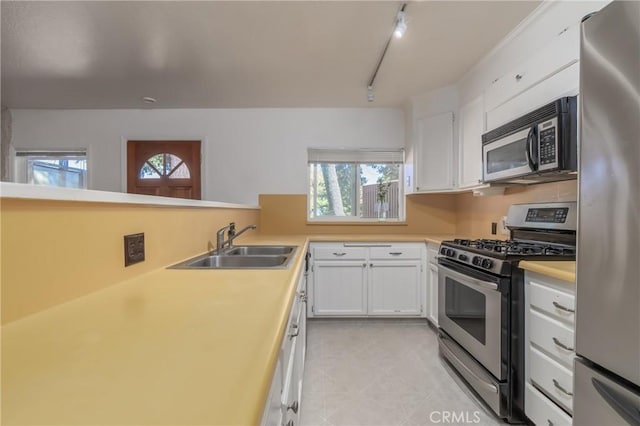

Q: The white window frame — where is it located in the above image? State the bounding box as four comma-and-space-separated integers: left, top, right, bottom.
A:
307, 148, 405, 223
14, 149, 88, 189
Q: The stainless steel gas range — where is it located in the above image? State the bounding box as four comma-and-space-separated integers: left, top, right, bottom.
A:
437, 202, 577, 423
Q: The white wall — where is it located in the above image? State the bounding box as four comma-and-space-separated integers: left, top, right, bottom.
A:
10, 108, 404, 204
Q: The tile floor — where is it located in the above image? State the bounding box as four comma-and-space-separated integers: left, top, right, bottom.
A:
299, 319, 504, 426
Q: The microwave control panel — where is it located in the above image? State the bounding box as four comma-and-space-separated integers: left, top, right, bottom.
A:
538, 118, 558, 167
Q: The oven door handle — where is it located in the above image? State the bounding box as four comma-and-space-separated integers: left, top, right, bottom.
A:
437, 264, 498, 291
440, 335, 498, 394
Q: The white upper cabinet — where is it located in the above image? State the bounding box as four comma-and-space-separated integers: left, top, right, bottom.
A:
485, 24, 580, 130
414, 112, 454, 192
457, 96, 485, 188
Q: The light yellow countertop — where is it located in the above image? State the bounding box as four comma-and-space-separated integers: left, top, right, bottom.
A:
518, 260, 576, 283
1, 234, 449, 425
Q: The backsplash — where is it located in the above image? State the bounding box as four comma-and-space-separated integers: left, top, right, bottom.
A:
259, 194, 457, 235
1, 198, 260, 324
455, 180, 578, 239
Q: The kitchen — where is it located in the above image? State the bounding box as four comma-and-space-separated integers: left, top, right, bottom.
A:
1, 1, 638, 425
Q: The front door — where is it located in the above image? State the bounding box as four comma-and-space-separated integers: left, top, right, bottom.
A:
127, 140, 201, 199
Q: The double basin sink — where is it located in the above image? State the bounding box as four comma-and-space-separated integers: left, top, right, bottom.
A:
169, 245, 297, 269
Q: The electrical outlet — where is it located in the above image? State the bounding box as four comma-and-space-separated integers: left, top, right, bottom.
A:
124, 233, 145, 266
491, 222, 497, 235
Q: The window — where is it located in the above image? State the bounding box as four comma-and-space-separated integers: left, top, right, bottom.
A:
14, 150, 87, 189
308, 148, 404, 221
139, 153, 191, 179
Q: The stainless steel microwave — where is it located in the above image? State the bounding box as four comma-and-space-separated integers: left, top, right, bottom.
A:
482, 97, 577, 184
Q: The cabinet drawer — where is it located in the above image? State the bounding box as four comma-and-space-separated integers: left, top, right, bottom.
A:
530, 346, 574, 414
529, 280, 575, 324
529, 309, 575, 368
525, 382, 572, 426
370, 246, 422, 260
313, 247, 367, 260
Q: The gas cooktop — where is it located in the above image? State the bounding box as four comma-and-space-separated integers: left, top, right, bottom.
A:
443, 238, 576, 258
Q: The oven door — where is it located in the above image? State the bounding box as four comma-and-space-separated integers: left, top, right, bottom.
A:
438, 260, 504, 380
483, 126, 536, 182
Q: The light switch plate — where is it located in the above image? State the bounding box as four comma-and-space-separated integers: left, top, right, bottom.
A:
124, 233, 145, 266
499, 216, 509, 235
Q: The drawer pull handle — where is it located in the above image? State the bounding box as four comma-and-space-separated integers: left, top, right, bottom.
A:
552, 337, 574, 352
389, 252, 403, 256
288, 325, 299, 339
553, 379, 574, 396
333, 252, 347, 257
552, 301, 575, 313
287, 400, 299, 414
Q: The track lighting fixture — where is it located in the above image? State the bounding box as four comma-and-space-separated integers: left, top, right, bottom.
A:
366, 3, 408, 102
394, 11, 407, 39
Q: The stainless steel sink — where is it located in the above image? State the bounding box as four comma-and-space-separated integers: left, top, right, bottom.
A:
169, 245, 298, 269
224, 245, 295, 256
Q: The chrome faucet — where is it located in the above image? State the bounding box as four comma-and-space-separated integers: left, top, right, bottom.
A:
215, 222, 257, 252
228, 224, 257, 248
216, 223, 234, 253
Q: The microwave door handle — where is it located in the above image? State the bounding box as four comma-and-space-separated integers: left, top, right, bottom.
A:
526, 125, 538, 171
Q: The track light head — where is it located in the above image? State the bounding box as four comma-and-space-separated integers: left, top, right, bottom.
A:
394, 11, 407, 39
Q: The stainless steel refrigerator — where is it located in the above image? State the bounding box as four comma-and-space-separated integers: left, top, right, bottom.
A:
574, 1, 640, 424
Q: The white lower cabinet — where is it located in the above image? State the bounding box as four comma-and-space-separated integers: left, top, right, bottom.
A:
312, 261, 367, 316
369, 262, 422, 315
309, 243, 426, 318
426, 263, 439, 325
426, 244, 439, 326
262, 267, 307, 426
524, 270, 575, 425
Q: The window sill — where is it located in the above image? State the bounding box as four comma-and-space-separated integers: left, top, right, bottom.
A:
306, 220, 408, 226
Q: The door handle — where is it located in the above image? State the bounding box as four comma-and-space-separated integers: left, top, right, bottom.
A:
287, 400, 299, 414
592, 377, 640, 425
525, 125, 538, 171
437, 264, 498, 291
552, 301, 575, 313
552, 337, 574, 352
552, 379, 573, 396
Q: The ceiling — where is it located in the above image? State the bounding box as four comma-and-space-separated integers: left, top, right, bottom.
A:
1, 1, 540, 109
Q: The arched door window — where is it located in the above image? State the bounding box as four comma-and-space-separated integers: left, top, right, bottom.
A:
127, 140, 201, 200
139, 153, 191, 179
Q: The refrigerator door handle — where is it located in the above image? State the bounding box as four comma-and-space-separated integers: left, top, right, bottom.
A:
592, 377, 640, 425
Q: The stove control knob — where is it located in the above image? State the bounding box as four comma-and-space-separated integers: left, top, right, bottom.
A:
472, 256, 482, 266
458, 254, 468, 261
446, 249, 456, 257
482, 258, 494, 269
440, 247, 447, 255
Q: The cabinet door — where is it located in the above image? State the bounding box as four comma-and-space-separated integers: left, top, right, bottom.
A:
458, 96, 484, 188
428, 263, 439, 326
312, 261, 367, 316
415, 112, 454, 191
368, 262, 422, 316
